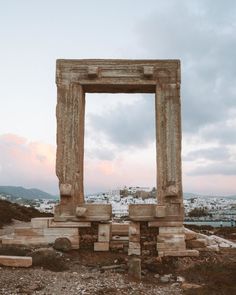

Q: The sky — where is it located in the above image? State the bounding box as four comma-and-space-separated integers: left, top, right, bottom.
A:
0, 0, 236, 196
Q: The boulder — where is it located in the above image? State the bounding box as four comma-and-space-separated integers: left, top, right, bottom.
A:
53, 237, 72, 252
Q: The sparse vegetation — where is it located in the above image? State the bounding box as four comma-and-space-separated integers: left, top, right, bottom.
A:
0, 199, 53, 228
188, 207, 210, 217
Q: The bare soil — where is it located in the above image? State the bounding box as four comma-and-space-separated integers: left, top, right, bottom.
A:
0, 246, 235, 295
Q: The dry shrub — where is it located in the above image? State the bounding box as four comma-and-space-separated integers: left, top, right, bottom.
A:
0, 199, 52, 228
30, 248, 68, 272
183, 261, 236, 295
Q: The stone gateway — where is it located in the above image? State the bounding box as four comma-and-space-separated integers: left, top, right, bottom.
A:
52, 59, 196, 256
0, 59, 198, 257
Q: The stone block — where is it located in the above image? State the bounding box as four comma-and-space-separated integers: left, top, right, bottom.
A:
49, 220, 91, 228
184, 228, 197, 240
157, 234, 185, 243
129, 204, 155, 221
129, 242, 141, 249
98, 224, 111, 242
186, 239, 207, 249
43, 228, 78, 236
159, 226, 184, 235
14, 228, 43, 236
143, 66, 154, 77
148, 221, 183, 227
111, 223, 129, 236
128, 248, 141, 256
88, 66, 99, 78
1, 237, 48, 246
31, 218, 51, 229
129, 222, 140, 236
77, 204, 112, 221
128, 257, 141, 280
94, 242, 109, 251
129, 222, 140, 242
157, 241, 186, 251
0, 255, 32, 267
155, 206, 166, 218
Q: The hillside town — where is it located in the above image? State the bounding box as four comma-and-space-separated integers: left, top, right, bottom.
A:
1, 187, 236, 224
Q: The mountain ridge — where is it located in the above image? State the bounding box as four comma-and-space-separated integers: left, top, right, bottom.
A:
0, 186, 57, 200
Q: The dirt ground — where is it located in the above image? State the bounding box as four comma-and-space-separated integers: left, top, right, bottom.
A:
0, 220, 236, 294
0, 246, 236, 295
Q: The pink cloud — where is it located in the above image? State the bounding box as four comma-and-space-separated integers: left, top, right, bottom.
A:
0, 134, 58, 194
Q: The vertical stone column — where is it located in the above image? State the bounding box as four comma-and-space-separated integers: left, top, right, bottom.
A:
55, 82, 85, 216
155, 83, 183, 220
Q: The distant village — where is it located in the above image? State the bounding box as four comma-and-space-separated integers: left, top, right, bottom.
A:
0, 186, 236, 224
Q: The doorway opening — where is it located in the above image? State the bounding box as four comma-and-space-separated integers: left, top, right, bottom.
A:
84, 93, 157, 217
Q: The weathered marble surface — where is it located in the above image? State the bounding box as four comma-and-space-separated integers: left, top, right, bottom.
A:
55, 59, 183, 225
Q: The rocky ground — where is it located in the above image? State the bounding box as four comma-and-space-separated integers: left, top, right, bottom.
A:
0, 220, 236, 295
0, 246, 236, 295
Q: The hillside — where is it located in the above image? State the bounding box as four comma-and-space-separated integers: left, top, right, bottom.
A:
0, 186, 56, 200
0, 199, 53, 228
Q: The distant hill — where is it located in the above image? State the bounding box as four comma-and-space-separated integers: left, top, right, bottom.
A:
0, 186, 56, 200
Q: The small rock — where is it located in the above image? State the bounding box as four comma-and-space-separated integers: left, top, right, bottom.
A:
171, 282, 180, 287
182, 283, 202, 290
177, 276, 185, 283
154, 274, 160, 279
160, 274, 172, 283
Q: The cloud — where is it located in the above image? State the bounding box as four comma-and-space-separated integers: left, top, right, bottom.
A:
188, 161, 236, 176
85, 146, 116, 161
136, 0, 236, 136
183, 146, 230, 161
0, 133, 58, 194
200, 120, 236, 144
0, 133, 156, 195
88, 95, 155, 148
